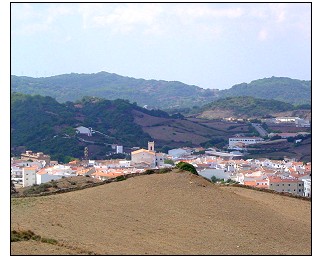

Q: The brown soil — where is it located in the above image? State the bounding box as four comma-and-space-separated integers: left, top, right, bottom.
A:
11, 170, 311, 255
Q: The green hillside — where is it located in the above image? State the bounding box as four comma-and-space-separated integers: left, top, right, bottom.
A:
11, 72, 218, 110
11, 93, 158, 162
218, 77, 311, 105
199, 96, 298, 118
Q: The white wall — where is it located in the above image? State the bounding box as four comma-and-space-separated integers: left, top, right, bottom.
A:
37, 173, 62, 185
198, 168, 230, 181
22, 168, 37, 187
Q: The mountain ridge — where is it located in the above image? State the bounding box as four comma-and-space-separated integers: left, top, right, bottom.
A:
11, 72, 311, 109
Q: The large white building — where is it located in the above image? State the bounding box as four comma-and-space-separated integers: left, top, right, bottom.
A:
76, 126, 92, 136
229, 137, 264, 149
131, 141, 164, 168
22, 167, 37, 187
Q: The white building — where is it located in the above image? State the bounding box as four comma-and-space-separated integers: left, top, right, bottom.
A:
131, 141, 164, 168
36, 165, 75, 185
198, 168, 230, 181
22, 167, 37, 187
302, 178, 311, 197
76, 126, 92, 136
268, 177, 304, 196
168, 148, 192, 158
116, 145, 123, 154
229, 137, 264, 149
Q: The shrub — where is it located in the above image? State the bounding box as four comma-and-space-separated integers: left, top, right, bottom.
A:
116, 176, 126, 182
144, 169, 155, 175
176, 162, 198, 175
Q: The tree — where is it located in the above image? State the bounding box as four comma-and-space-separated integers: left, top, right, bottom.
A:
176, 162, 198, 175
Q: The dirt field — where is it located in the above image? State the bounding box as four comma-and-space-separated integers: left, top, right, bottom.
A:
11, 170, 311, 255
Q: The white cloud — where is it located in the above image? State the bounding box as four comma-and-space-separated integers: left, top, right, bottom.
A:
79, 3, 164, 35
12, 3, 75, 35
175, 5, 244, 20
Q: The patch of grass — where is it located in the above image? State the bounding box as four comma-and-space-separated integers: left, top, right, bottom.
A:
11, 229, 58, 245
158, 168, 172, 174
41, 237, 58, 245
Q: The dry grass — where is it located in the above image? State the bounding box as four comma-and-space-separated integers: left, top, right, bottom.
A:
11, 170, 311, 255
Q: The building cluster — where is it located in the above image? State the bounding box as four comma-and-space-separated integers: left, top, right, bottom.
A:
11, 142, 311, 198
176, 155, 311, 198
262, 116, 310, 127
11, 142, 167, 188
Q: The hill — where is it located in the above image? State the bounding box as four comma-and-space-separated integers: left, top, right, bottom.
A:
11, 72, 218, 110
218, 76, 311, 105
197, 96, 299, 119
12, 93, 253, 161
11, 170, 311, 255
11, 73, 311, 111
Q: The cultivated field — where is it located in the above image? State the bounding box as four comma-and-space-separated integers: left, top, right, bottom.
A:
11, 170, 311, 255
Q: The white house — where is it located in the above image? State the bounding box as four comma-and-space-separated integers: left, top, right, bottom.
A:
36, 165, 75, 185
76, 126, 92, 136
22, 167, 37, 187
36, 169, 61, 185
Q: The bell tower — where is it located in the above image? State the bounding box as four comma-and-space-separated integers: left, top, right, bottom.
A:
148, 141, 155, 152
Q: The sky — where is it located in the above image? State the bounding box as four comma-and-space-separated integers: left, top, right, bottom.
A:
9, 2, 312, 90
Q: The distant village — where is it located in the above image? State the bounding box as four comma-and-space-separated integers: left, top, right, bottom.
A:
11, 134, 311, 198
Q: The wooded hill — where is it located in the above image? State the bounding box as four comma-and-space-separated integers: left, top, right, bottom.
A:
197, 96, 308, 119
11, 72, 218, 110
12, 93, 227, 162
11, 73, 311, 111
11, 93, 310, 162
218, 76, 311, 106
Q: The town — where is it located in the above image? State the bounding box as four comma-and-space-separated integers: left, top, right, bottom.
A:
11, 138, 311, 198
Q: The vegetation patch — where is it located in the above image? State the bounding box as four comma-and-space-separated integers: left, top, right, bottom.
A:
176, 162, 198, 175
11, 229, 59, 245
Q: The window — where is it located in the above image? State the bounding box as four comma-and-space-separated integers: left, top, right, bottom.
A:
277, 184, 279, 186
299, 189, 301, 192
282, 184, 284, 186
288, 184, 291, 186
299, 184, 302, 186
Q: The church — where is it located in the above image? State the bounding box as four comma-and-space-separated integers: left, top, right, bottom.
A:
131, 141, 164, 168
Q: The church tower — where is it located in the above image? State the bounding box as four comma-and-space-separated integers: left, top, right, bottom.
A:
148, 141, 155, 152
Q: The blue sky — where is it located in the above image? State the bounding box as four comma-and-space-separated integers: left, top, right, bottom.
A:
10, 2, 311, 90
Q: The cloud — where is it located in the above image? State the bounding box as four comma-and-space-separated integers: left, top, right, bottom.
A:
175, 5, 244, 20
11, 3, 74, 35
79, 3, 164, 34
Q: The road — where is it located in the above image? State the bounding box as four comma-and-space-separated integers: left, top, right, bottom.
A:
251, 123, 268, 137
